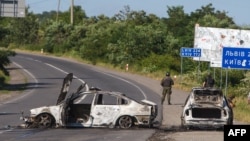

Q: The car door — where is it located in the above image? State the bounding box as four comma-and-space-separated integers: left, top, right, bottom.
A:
91, 93, 121, 127
62, 92, 95, 127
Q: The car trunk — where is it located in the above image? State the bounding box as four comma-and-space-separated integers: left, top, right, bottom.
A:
191, 89, 224, 119
192, 107, 221, 118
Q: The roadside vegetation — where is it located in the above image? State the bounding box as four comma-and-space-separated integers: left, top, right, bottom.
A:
0, 49, 15, 89
0, 3, 250, 122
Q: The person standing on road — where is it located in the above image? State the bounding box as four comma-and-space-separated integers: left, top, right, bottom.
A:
161, 72, 174, 105
203, 73, 215, 87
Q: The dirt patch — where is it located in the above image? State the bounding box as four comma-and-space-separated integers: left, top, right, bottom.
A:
0, 63, 26, 102
147, 130, 176, 141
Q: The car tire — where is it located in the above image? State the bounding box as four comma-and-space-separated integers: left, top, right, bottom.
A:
118, 115, 133, 129
36, 113, 54, 128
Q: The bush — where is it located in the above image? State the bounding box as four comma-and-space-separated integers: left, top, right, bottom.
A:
0, 70, 6, 88
135, 53, 180, 74
233, 97, 250, 122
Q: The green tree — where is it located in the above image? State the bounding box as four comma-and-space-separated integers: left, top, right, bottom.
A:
44, 21, 73, 53
0, 17, 13, 46
190, 3, 236, 28
8, 12, 39, 45
79, 15, 112, 64
59, 6, 87, 24
165, 5, 192, 49
0, 49, 16, 75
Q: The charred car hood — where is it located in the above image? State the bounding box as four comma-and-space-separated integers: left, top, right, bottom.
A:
56, 73, 73, 105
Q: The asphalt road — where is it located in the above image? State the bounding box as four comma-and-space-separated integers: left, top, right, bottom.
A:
0, 52, 161, 141
1, 52, 247, 141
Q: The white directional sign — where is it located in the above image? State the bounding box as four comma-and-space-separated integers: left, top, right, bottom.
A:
210, 58, 222, 68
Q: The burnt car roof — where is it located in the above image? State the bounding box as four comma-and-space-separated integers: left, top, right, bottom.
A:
55, 73, 151, 107
56, 73, 131, 105
190, 87, 224, 104
192, 87, 223, 96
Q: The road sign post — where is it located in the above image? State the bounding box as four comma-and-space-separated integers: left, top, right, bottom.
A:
180, 47, 201, 86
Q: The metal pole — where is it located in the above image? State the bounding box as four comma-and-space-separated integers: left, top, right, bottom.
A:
220, 67, 222, 89
70, 0, 74, 24
225, 68, 228, 96
198, 58, 201, 82
0, 1, 1, 17
57, 0, 61, 22
181, 57, 183, 85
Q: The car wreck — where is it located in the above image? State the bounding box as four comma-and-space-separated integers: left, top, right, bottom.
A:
20, 73, 158, 129
181, 87, 233, 129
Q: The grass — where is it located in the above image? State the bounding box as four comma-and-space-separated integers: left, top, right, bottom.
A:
0, 63, 27, 95
233, 97, 250, 123
0, 70, 10, 92
0, 70, 10, 89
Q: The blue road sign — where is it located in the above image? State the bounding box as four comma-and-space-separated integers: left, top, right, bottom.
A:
180, 47, 201, 57
222, 47, 250, 69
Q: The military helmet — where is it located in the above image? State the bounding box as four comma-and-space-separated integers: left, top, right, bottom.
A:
166, 72, 170, 76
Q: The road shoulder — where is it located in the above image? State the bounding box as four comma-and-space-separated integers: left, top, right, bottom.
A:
0, 63, 26, 102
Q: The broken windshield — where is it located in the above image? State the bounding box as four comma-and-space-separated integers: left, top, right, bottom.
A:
193, 89, 223, 103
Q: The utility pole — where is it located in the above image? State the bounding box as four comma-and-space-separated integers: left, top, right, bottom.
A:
57, 0, 61, 22
70, 0, 74, 24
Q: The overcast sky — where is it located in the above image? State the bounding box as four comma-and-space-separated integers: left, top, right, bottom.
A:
26, 0, 249, 25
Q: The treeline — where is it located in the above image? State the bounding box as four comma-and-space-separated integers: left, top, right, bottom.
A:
1, 3, 250, 93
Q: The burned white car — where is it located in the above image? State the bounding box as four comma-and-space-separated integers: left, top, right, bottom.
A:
20, 73, 158, 129
181, 87, 233, 129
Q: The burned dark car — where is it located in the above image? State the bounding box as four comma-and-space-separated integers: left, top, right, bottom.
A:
20, 73, 158, 129
181, 87, 233, 129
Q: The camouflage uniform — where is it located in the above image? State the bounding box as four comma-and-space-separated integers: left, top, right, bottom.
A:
161, 72, 174, 105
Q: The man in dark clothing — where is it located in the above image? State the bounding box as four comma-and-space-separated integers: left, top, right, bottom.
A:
161, 72, 174, 105
203, 73, 215, 87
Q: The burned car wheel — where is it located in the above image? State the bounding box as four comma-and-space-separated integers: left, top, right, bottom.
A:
36, 113, 54, 128
118, 116, 133, 129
